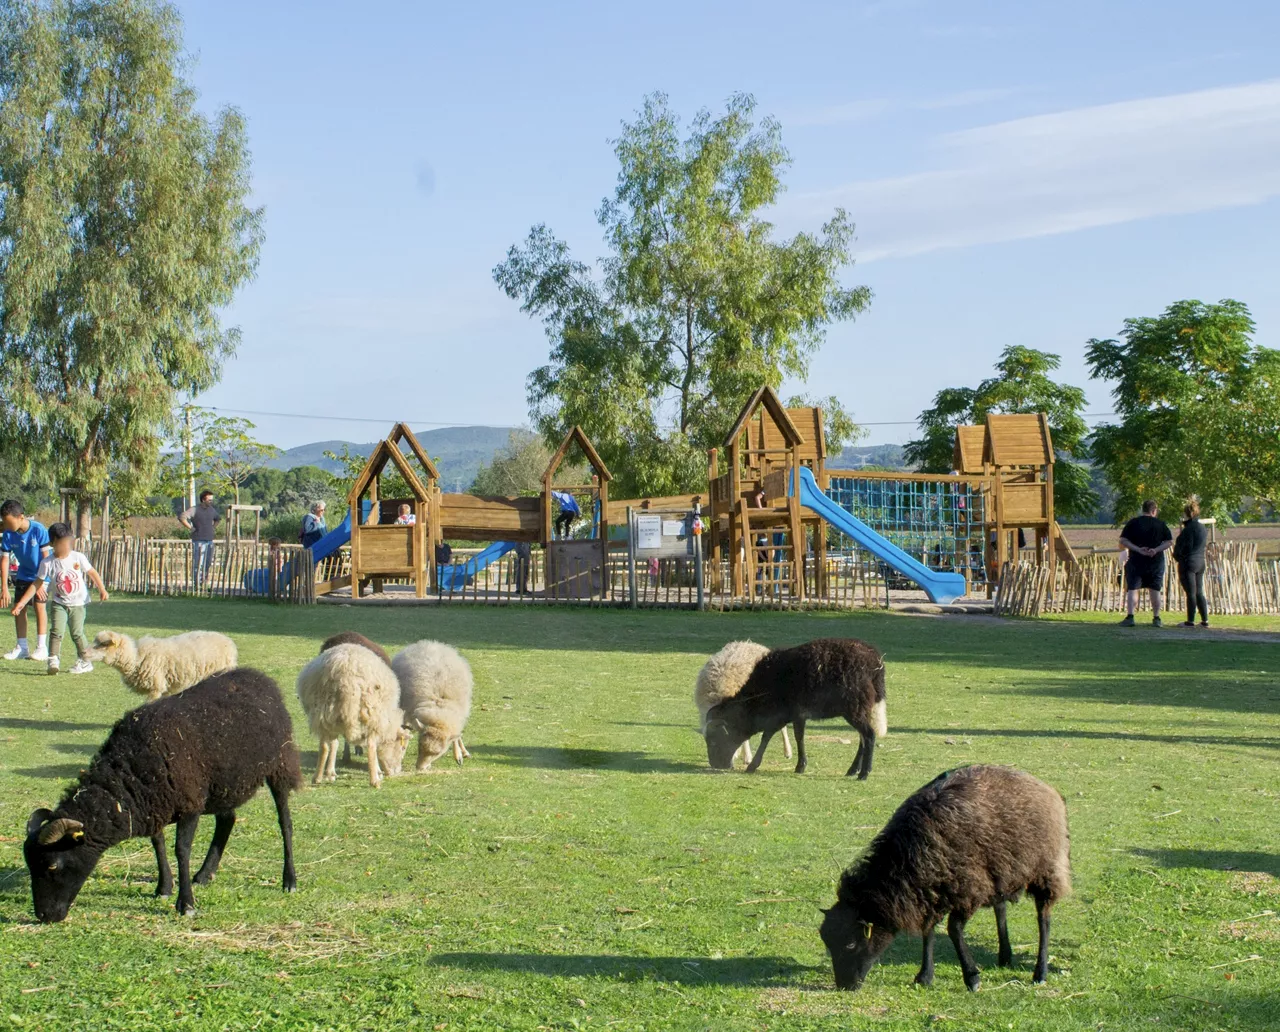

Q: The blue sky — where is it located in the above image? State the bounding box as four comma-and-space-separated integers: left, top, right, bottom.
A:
177, 0, 1280, 449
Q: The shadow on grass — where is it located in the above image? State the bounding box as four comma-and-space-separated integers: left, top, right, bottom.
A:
13, 763, 86, 780
0, 717, 110, 733
895, 725, 1280, 751
0, 865, 30, 898
476, 745, 702, 774
1134, 848, 1280, 877
434, 952, 808, 985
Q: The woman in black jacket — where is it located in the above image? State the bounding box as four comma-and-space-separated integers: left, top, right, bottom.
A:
1173, 498, 1209, 627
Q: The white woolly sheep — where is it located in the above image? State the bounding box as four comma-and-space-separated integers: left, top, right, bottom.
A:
391, 640, 473, 771
295, 643, 410, 788
694, 640, 792, 767
90, 630, 238, 702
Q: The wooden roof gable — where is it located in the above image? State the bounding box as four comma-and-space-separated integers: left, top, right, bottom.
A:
952, 424, 986, 474
723, 385, 805, 449
387, 422, 440, 482
348, 437, 431, 506
543, 425, 613, 484
982, 413, 1055, 468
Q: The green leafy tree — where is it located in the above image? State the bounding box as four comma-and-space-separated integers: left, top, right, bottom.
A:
495, 92, 871, 498
192, 414, 280, 504
470, 430, 589, 496
904, 346, 1095, 518
1087, 299, 1280, 522
0, 0, 262, 536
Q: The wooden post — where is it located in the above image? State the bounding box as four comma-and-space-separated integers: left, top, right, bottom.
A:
729, 439, 742, 597
788, 443, 805, 601
598, 476, 609, 601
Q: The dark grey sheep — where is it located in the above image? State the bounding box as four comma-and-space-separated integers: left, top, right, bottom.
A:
819, 765, 1071, 991
24, 668, 301, 922
702, 637, 887, 777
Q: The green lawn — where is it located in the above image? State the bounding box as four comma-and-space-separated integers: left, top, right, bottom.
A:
1, 598, 1277, 1031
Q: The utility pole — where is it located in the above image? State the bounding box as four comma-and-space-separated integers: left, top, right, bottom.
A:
184, 403, 196, 509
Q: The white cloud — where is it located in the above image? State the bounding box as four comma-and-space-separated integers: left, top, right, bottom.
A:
789, 80, 1280, 260
791, 87, 1013, 127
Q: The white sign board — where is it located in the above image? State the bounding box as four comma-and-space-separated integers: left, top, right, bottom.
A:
662, 520, 685, 538
635, 514, 663, 551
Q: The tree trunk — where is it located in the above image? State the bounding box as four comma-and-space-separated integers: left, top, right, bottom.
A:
75, 497, 93, 541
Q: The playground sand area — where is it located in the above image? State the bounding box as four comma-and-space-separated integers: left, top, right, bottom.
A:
2, 597, 1277, 1031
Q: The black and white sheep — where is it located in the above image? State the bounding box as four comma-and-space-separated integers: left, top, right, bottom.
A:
24, 668, 301, 922
701, 637, 887, 777
391, 640, 473, 770
694, 640, 792, 767
819, 765, 1072, 991
90, 629, 238, 701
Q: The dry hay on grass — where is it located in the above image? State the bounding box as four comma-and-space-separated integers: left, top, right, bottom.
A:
163, 920, 373, 965
757, 986, 889, 1019
1231, 871, 1279, 896
1220, 917, 1280, 943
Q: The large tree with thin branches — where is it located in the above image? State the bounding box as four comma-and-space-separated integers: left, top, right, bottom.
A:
0, 0, 261, 533
495, 92, 870, 498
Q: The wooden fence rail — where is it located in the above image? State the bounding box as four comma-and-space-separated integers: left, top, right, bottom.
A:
78, 537, 316, 604
996, 543, 1280, 617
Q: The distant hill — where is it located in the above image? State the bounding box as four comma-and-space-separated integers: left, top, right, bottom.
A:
266, 426, 516, 490
834, 443, 908, 470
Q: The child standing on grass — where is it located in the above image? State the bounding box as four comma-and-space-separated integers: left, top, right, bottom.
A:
1, 498, 52, 661
12, 522, 108, 674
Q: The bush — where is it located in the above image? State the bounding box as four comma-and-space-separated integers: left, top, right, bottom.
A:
262, 511, 307, 544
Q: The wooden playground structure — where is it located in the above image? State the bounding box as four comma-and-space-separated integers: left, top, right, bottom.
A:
335, 423, 610, 599
702, 387, 1075, 603
326, 392, 1076, 605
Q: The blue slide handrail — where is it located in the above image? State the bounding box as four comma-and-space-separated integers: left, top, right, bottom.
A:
793, 467, 966, 605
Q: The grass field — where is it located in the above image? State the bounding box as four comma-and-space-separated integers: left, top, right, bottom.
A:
1, 598, 1277, 1031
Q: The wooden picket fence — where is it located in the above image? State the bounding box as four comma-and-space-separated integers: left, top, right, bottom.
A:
995, 542, 1280, 617
78, 537, 316, 604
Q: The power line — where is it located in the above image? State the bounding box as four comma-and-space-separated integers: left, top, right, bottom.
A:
206, 406, 524, 429
205, 404, 1120, 433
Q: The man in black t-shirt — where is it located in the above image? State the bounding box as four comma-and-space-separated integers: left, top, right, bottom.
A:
1118, 500, 1173, 627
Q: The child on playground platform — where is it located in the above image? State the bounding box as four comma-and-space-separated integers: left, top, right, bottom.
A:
395, 504, 416, 525
13, 522, 108, 674
1, 498, 52, 661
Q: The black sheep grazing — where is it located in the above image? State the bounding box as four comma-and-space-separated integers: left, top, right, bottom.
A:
24, 668, 301, 922
702, 638, 887, 777
322, 632, 391, 764
819, 765, 1072, 991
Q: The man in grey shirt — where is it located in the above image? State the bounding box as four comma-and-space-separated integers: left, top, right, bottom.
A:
180, 490, 220, 587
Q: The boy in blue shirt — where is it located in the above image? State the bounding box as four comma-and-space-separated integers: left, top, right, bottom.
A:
1, 499, 52, 660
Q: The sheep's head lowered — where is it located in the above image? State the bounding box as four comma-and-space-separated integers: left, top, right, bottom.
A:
818, 900, 895, 990
378, 728, 413, 776
702, 705, 753, 769
24, 809, 103, 924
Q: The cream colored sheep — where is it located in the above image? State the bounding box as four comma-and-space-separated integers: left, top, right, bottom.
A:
296, 643, 409, 788
90, 630, 238, 703
391, 640, 473, 771
694, 640, 792, 767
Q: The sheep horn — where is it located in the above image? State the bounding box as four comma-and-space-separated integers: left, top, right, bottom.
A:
37, 818, 85, 845
26, 808, 54, 838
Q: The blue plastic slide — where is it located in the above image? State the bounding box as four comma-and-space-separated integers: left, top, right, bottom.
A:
243, 511, 352, 594
794, 467, 967, 605
437, 540, 519, 591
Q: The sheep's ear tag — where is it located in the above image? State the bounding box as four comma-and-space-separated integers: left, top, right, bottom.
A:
864, 922, 873, 939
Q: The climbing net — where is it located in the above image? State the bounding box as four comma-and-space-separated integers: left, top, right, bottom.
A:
826, 475, 987, 577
